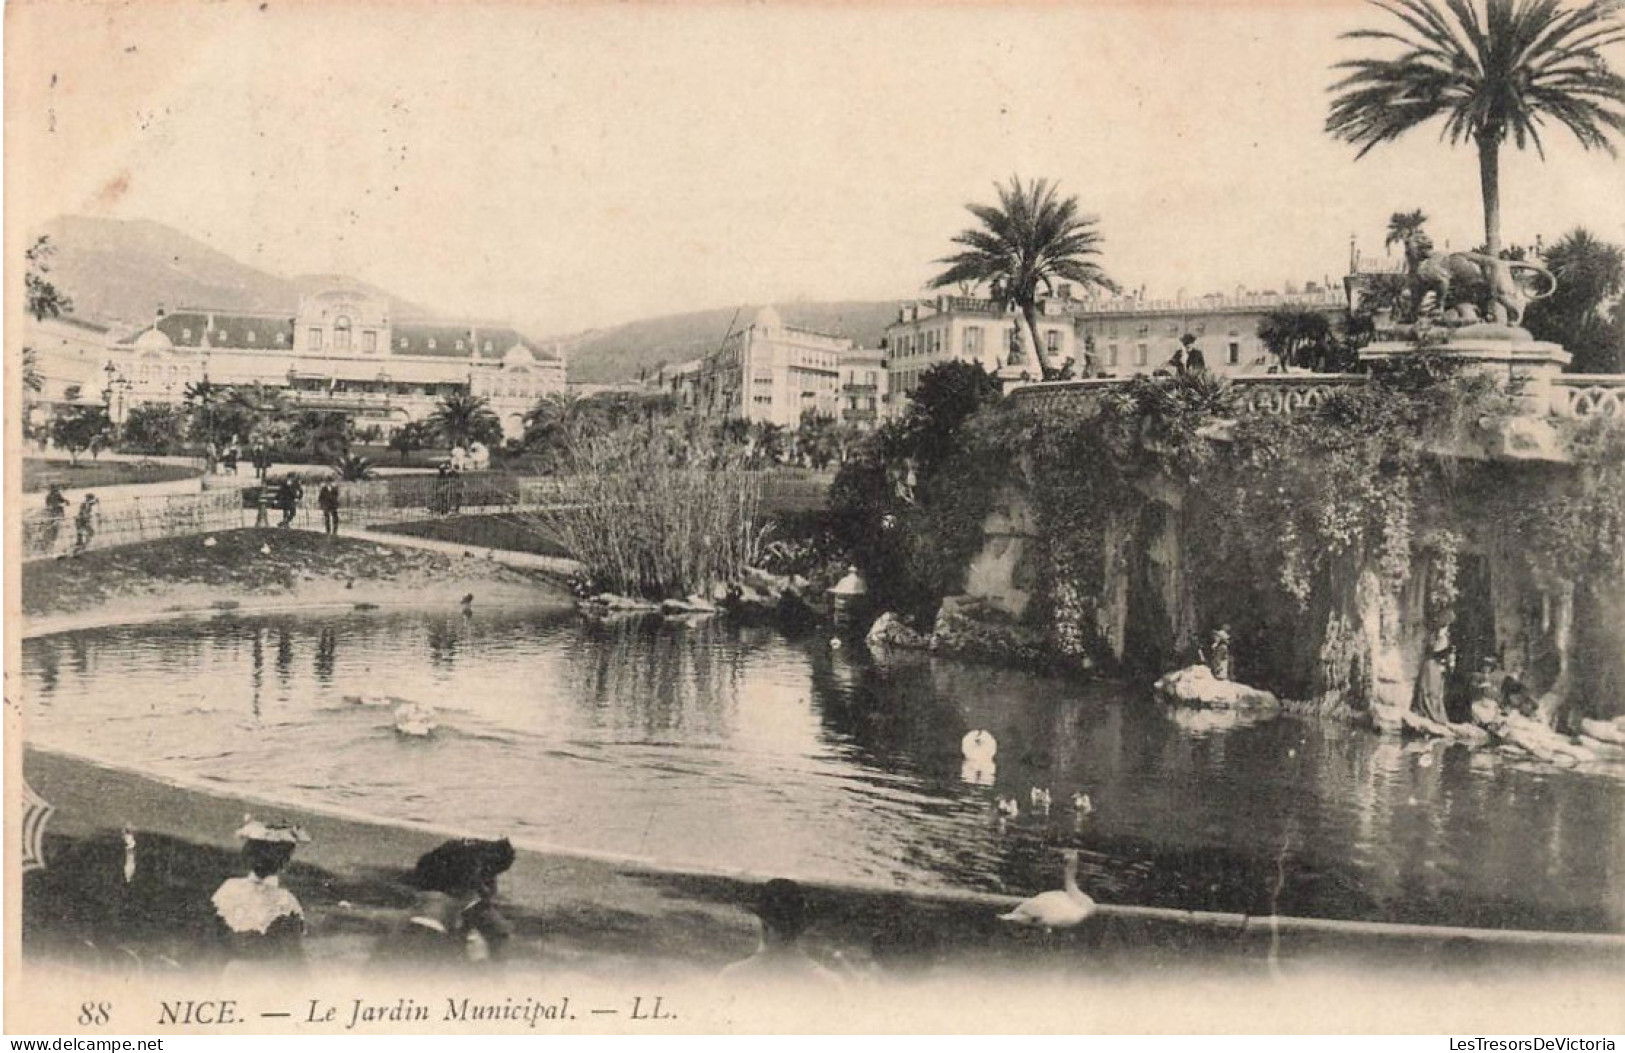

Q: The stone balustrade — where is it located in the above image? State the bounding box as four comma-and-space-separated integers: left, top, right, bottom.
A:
1007, 373, 1365, 418
1549, 375, 1625, 419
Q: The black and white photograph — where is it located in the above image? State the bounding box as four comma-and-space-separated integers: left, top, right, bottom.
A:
6, 0, 1624, 1036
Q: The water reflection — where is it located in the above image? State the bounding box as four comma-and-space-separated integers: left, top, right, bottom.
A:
19, 608, 1625, 933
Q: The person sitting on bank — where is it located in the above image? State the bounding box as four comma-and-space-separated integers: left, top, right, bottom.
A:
720, 878, 842, 988
41, 484, 68, 550
1199, 626, 1233, 681
413, 837, 516, 964
212, 818, 310, 972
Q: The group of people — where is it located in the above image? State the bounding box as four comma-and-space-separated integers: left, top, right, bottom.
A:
211, 821, 844, 983
38, 484, 99, 556
211, 820, 517, 973
251, 476, 342, 535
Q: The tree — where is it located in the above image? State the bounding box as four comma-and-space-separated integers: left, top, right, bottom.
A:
1328, 0, 1625, 258
745, 421, 786, 467
332, 454, 377, 481
928, 176, 1119, 379
900, 360, 1005, 474
1385, 209, 1430, 252
388, 420, 435, 463
120, 404, 188, 455
428, 393, 502, 449
1523, 228, 1625, 371
1258, 307, 1336, 371
25, 236, 72, 322
50, 407, 108, 465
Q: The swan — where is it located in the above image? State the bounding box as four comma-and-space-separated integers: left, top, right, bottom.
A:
996, 795, 1020, 820
961, 730, 998, 762
1072, 792, 1094, 816
1029, 787, 1052, 813
347, 692, 394, 707
392, 702, 438, 737
998, 849, 1096, 931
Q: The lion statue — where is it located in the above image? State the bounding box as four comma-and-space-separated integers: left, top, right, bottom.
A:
1402, 231, 1556, 327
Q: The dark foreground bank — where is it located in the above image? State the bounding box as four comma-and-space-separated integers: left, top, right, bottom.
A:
24, 748, 1625, 987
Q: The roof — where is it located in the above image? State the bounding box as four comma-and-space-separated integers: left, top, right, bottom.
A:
391, 322, 549, 360
147, 311, 296, 350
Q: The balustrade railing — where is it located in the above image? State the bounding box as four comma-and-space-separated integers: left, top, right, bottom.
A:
1549, 375, 1625, 419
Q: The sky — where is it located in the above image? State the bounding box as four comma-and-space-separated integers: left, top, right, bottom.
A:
8, 0, 1625, 337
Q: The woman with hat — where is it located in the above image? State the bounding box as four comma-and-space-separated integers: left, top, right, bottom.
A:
211, 817, 310, 971
372, 837, 515, 970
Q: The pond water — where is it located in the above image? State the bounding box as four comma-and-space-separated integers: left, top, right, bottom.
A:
21, 607, 1625, 933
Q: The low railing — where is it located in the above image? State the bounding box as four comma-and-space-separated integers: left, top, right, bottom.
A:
1549, 375, 1625, 419
1010, 370, 1625, 424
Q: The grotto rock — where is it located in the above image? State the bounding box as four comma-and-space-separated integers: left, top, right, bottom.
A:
866, 612, 931, 651
929, 595, 1049, 666
1153, 665, 1280, 710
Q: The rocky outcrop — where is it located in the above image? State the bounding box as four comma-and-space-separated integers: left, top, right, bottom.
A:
1153, 665, 1279, 710
928, 595, 1049, 666
866, 612, 931, 650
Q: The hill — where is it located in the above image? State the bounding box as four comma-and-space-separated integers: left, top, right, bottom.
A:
35, 216, 434, 332
561, 300, 902, 384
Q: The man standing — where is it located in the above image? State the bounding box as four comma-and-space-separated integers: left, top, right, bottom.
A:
318, 481, 341, 536
279, 475, 304, 528
41, 484, 68, 551
73, 493, 99, 555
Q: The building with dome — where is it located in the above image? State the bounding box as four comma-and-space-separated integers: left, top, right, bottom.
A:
105, 287, 565, 441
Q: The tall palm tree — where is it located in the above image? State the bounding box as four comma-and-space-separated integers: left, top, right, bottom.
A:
428, 392, 500, 448
928, 176, 1119, 379
1328, 0, 1625, 258
1385, 208, 1431, 251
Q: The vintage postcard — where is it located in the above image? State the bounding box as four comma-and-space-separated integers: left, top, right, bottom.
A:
6, 0, 1625, 1037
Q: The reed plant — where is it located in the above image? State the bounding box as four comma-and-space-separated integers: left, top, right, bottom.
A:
520, 421, 764, 600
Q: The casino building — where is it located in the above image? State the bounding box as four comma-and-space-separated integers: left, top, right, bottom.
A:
106, 286, 565, 441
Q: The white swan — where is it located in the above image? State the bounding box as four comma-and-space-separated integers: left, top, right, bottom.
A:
962, 730, 998, 762
996, 795, 1020, 820
1029, 787, 1052, 813
1072, 792, 1094, 816
346, 692, 394, 707
393, 702, 437, 737
998, 849, 1096, 931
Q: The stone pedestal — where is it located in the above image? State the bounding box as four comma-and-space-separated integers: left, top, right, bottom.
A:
1359, 326, 1572, 461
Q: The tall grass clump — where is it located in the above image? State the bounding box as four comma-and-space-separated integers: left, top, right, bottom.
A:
521, 421, 764, 600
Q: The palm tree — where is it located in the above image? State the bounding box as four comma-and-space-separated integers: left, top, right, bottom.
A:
1258, 307, 1337, 371
1328, 0, 1625, 258
928, 176, 1119, 379
1385, 208, 1431, 252
428, 392, 500, 448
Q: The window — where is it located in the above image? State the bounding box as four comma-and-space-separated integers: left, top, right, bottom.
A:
965, 327, 983, 356
428, 339, 437, 351
455, 339, 466, 351
363, 331, 377, 353
1137, 324, 1150, 337
308, 328, 322, 351
276, 332, 287, 346
334, 316, 351, 351
484, 341, 493, 353
1046, 330, 1060, 352
1136, 343, 1148, 366
247, 330, 257, 344
1228, 342, 1241, 365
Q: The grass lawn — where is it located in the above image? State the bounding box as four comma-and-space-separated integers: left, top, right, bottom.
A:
21, 527, 564, 618
23, 458, 201, 493
372, 512, 573, 558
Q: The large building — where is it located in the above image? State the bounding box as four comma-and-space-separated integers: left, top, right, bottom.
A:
107, 287, 565, 440
1073, 283, 1349, 376
836, 345, 887, 430
691, 306, 850, 428
884, 293, 1081, 408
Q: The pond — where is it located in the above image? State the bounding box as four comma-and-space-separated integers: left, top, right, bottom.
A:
20, 607, 1625, 933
